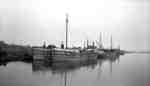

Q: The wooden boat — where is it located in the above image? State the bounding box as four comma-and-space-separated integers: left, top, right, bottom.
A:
33, 48, 98, 62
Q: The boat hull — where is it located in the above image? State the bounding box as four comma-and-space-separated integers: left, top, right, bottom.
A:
51, 54, 97, 62
33, 48, 98, 62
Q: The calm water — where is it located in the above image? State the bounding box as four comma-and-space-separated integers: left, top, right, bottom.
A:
0, 54, 150, 86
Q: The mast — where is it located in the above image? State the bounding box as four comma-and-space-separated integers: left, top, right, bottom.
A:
99, 32, 102, 48
87, 40, 89, 49
84, 40, 86, 49
110, 35, 113, 50
66, 13, 69, 49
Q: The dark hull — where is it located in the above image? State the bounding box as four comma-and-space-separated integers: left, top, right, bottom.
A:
33, 48, 98, 62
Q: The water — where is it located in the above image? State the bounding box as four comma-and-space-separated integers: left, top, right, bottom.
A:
0, 54, 150, 86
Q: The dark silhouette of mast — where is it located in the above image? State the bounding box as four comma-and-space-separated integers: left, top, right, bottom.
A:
66, 13, 69, 49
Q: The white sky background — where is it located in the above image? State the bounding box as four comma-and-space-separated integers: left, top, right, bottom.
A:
0, 0, 150, 51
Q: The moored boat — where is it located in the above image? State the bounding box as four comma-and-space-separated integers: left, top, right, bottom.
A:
33, 14, 98, 62
33, 48, 98, 62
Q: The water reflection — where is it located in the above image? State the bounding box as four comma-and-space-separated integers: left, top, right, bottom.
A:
32, 60, 98, 74
31, 53, 121, 86
0, 52, 150, 86
0, 53, 122, 86
32, 53, 121, 74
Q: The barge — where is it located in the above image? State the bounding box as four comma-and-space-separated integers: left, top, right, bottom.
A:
33, 48, 98, 62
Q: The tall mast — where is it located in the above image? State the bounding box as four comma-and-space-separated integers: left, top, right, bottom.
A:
66, 13, 69, 49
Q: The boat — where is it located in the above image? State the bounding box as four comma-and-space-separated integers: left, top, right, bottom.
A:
95, 33, 125, 59
33, 48, 97, 61
33, 13, 98, 61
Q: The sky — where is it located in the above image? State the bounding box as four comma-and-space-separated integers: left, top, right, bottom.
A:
0, 0, 150, 51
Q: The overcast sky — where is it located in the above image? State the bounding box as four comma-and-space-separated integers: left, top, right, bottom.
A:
0, 0, 150, 51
